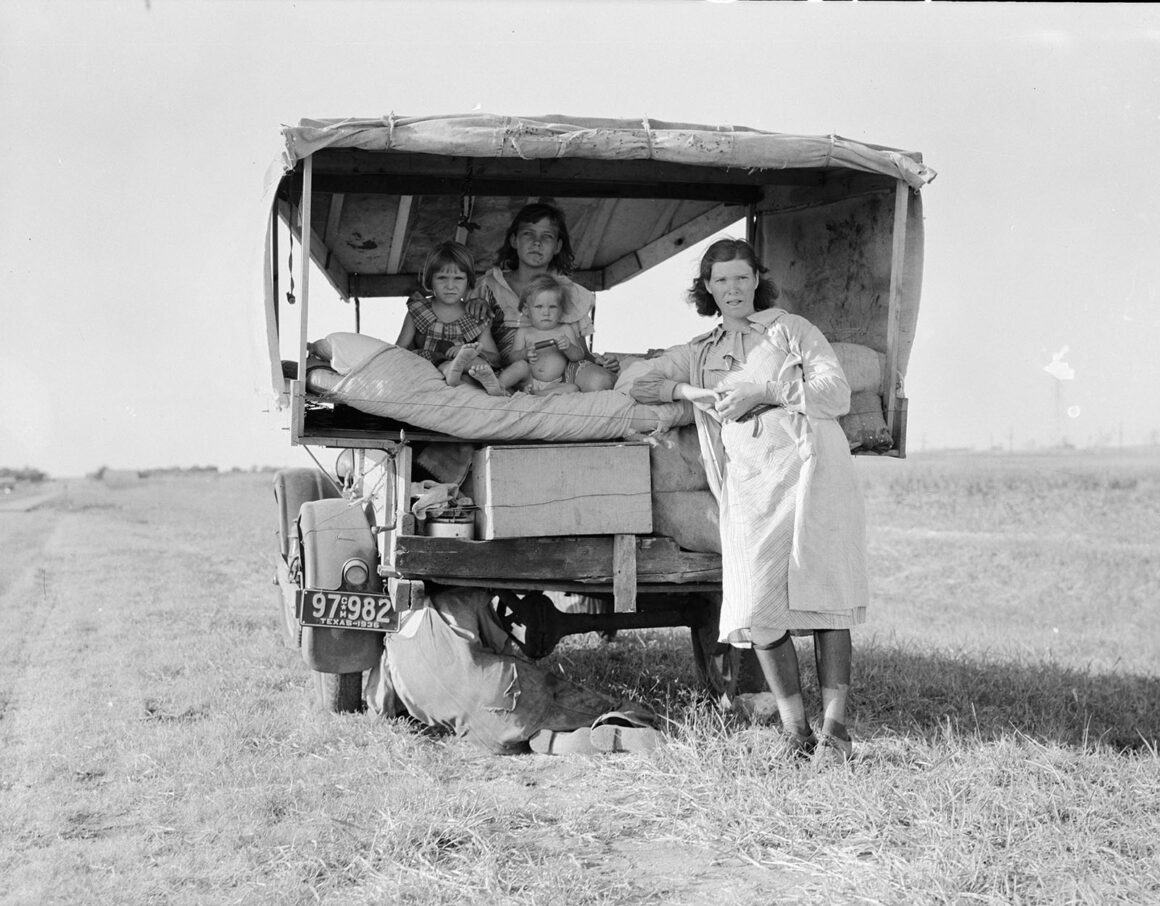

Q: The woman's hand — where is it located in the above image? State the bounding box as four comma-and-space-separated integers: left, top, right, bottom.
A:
592, 351, 620, 375
713, 382, 768, 421
676, 384, 723, 423
465, 287, 494, 322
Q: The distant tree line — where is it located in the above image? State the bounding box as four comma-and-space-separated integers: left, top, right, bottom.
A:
0, 467, 47, 483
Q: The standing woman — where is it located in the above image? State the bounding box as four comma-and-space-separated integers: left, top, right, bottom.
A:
628, 238, 868, 764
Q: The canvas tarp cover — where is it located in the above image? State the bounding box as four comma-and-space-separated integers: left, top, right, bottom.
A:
280, 114, 936, 190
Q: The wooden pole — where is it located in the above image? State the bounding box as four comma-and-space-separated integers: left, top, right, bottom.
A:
882, 181, 909, 438
296, 155, 314, 390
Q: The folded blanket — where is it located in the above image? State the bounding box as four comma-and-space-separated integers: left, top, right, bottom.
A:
319, 334, 691, 442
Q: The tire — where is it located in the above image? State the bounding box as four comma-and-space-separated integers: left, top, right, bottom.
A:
689, 594, 763, 705
315, 671, 365, 714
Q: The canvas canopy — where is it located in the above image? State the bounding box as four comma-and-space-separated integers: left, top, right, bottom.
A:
281, 114, 935, 189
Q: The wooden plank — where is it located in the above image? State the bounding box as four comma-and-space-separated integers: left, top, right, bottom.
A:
308, 172, 762, 203
612, 534, 637, 613
646, 198, 683, 243
406, 578, 721, 595
277, 197, 352, 301
601, 204, 745, 288
324, 193, 345, 245
354, 268, 604, 297
882, 181, 909, 435
393, 534, 721, 583
572, 198, 619, 266
381, 442, 412, 590
386, 195, 413, 273
296, 155, 313, 389
309, 148, 826, 189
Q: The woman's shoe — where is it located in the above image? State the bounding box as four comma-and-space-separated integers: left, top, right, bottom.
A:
811, 731, 853, 766
774, 727, 818, 761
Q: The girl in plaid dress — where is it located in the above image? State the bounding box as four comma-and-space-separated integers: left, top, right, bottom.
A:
395, 242, 527, 396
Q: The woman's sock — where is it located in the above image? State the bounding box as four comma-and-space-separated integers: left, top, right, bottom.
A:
814, 629, 852, 740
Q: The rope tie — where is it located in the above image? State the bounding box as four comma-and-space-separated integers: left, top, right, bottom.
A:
642, 117, 654, 159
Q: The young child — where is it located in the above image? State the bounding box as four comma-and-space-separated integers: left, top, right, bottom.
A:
466, 202, 618, 392
508, 275, 586, 395
394, 241, 525, 396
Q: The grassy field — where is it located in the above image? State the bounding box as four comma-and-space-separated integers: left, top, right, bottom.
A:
0, 449, 1157, 905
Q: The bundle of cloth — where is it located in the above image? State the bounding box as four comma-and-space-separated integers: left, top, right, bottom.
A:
306, 333, 690, 442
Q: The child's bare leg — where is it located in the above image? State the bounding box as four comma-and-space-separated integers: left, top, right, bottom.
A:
539, 382, 580, 396
575, 363, 615, 393
499, 361, 530, 390
467, 361, 507, 397
444, 344, 479, 386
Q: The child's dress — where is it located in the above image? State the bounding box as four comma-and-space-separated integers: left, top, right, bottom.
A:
406, 293, 492, 364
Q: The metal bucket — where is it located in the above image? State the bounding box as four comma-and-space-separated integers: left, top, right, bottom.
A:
423, 513, 475, 540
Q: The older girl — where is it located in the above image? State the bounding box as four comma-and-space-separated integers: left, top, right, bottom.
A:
468, 202, 618, 392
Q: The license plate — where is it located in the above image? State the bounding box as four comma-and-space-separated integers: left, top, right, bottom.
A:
296, 589, 399, 632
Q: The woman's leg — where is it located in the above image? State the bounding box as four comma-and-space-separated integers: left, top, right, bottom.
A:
813, 628, 853, 761
751, 630, 811, 739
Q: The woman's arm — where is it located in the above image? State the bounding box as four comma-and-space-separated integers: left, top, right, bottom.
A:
716, 316, 851, 420
622, 342, 696, 402
766, 316, 851, 419
465, 283, 497, 322
395, 314, 417, 351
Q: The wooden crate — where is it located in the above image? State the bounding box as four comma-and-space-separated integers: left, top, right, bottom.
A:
470, 443, 652, 540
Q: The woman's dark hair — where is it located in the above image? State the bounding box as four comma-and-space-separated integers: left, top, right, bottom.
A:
420, 240, 477, 293
687, 238, 779, 317
495, 202, 576, 275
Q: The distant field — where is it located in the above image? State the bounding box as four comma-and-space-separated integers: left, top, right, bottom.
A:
0, 450, 1157, 905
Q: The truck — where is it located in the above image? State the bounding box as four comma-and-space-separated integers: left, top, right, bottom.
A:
260, 113, 934, 712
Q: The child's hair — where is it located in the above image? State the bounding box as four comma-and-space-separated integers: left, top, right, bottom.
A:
495, 202, 576, 275
518, 274, 568, 316
687, 237, 779, 318
420, 241, 477, 294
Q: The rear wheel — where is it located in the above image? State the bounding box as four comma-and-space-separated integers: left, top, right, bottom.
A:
314, 671, 365, 714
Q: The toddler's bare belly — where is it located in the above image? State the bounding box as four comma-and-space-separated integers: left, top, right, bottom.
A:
530, 349, 567, 382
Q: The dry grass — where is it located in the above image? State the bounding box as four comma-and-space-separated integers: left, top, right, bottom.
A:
1, 450, 1158, 905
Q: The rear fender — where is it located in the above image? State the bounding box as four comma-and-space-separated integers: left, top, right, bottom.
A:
273, 467, 341, 560
298, 498, 384, 674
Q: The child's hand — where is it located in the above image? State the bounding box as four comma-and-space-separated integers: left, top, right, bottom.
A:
526, 344, 539, 364
555, 336, 570, 351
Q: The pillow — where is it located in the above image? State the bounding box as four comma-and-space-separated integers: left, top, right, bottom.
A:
831, 343, 885, 394
310, 332, 393, 375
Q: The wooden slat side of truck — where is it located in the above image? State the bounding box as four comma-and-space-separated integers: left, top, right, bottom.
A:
261, 114, 934, 712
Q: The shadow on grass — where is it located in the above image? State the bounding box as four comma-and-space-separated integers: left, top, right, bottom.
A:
549, 630, 1160, 755
853, 643, 1160, 753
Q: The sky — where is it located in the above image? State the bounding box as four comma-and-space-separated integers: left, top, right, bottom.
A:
2, 1, 1159, 477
